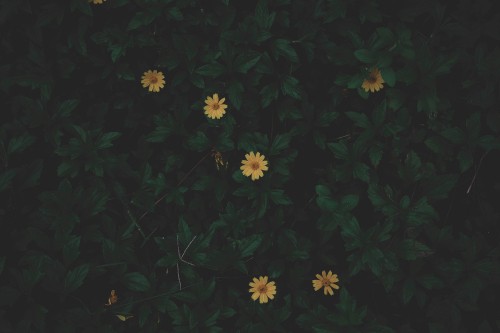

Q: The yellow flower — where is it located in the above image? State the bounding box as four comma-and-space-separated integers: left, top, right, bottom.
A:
312, 270, 340, 296
141, 70, 165, 92
361, 67, 385, 93
89, 0, 106, 4
240, 151, 269, 181
249, 276, 276, 304
203, 93, 228, 119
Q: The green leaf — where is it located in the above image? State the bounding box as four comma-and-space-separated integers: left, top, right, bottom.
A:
441, 127, 465, 144
234, 51, 261, 73
227, 81, 244, 110
58, 99, 80, 116
341, 194, 359, 211
64, 264, 89, 293
96, 132, 121, 149
458, 149, 473, 172
63, 236, 81, 264
0, 169, 16, 192
354, 49, 375, 63
260, 83, 279, 108
270, 133, 291, 155
186, 131, 210, 152
399, 240, 433, 260
402, 279, 415, 304
122, 272, 151, 292
407, 197, 437, 226
273, 39, 299, 63
422, 175, 458, 200
316, 111, 339, 127
238, 234, 263, 258
418, 274, 444, 290
316, 189, 338, 212
195, 63, 226, 78
269, 189, 292, 205
128, 10, 161, 31
380, 67, 395, 87
168, 7, 183, 21
281, 75, 301, 99
369, 144, 383, 167
255, 0, 275, 30
353, 162, 370, 182
7, 133, 36, 154
327, 142, 349, 160
345, 112, 370, 128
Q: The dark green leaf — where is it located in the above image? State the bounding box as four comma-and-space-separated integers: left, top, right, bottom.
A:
64, 264, 89, 293
354, 49, 375, 63
327, 142, 349, 160
238, 234, 263, 258
63, 236, 81, 264
273, 39, 299, 63
234, 52, 261, 74
281, 75, 301, 99
399, 240, 433, 260
227, 81, 244, 110
270, 133, 291, 155
128, 10, 161, 31
186, 131, 210, 152
8, 133, 36, 154
196, 63, 226, 78
122, 272, 151, 292
96, 132, 121, 149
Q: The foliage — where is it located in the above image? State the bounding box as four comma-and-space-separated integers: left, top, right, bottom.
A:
1, 0, 500, 331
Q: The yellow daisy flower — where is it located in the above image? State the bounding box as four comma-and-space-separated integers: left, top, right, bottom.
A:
312, 270, 340, 296
249, 276, 276, 304
361, 67, 385, 93
141, 70, 165, 93
89, 0, 106, 4
204, 93, 228, 119
240, 151, 269, 181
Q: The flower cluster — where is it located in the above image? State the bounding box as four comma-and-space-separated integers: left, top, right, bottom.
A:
139, 70, 269, 180
248, 270, 340, 304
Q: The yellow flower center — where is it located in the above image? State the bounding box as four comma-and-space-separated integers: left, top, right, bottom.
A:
212, 103, 220, 110
250, 161, 260, 170
258, 285, 267, 293
368, 74, 377, 83
150, 76, 158, 84
322, 279, 330, 286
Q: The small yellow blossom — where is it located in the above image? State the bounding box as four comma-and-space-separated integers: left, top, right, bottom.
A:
204, 93, 228, 119
89, 0, 107, 4
249, 276, 276, 304
361, 67, 384, 93
240, 152, 269, 181
141, 70, 165, 92
312, 270, 340, 296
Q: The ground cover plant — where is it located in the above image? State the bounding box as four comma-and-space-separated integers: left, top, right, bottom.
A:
1, 0, 500, 332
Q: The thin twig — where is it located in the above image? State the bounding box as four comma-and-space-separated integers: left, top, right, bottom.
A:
466, 151, 489, 194
176, 263, 181, 290
126, 209, 146, 238
180, 236, 197, 261
177, 234, 196, 266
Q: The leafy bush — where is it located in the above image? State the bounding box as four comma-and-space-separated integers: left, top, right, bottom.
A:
1, 0, 500, 332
